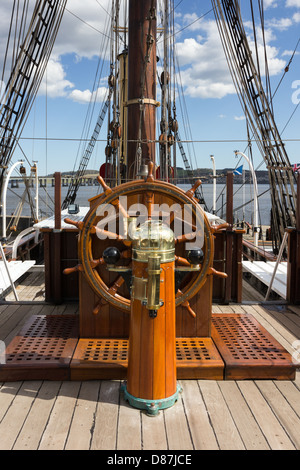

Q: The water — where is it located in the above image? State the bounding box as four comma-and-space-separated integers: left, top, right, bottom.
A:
4, 182, 272, 226
200, 183, 272, 225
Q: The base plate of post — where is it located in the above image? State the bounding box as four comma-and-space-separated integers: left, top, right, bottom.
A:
121, 382, 182, 416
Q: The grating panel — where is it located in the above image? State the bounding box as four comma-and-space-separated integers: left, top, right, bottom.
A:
78, 339, 128, 363
71, 338, 128, 380
176, 337, 224, 379
211, 314, 296, 380
71, 337, 224, 380
1, 313, 295, 382
0, 315, 79, 381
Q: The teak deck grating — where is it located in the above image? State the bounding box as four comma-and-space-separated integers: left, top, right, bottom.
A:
0, 313, 296, 381
212, 314, 296, 380
0, 315, 78, 381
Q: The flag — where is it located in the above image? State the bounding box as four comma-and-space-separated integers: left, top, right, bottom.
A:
233, 165, 243, 176
293, 163, 300, 173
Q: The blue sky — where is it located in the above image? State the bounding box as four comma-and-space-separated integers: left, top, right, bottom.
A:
1, 0, 300, 176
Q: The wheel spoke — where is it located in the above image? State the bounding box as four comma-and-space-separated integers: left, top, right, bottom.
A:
93, 298, 107, 315
176, 289, 196, 317
93, 225, 125, 240
175, 255, 190, 267
185, 179, 202, 199
63, 264, 83, 275
144, 191, 154, 218
108, 275, 125, 295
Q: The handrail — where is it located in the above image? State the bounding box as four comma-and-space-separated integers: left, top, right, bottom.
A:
11, 227, 39, 260
0, 242, 19, 300
242, 239, 277, 262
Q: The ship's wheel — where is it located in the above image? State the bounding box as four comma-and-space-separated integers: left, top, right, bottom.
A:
64, 163, 227, 315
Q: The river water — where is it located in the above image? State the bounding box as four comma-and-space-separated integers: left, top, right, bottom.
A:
4, 182, 272, 226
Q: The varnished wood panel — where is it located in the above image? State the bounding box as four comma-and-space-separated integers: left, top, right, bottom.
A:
79, 273, 130, 338
176, 276, 212, 338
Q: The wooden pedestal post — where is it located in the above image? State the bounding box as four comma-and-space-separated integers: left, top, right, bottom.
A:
124, 259, 180, 415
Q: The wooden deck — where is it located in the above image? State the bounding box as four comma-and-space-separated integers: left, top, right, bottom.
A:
0, 271, 299, 451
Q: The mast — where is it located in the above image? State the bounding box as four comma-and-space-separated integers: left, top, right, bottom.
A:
126, 0, 158, 180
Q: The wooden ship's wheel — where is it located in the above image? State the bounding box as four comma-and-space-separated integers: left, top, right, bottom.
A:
65, 163, 226, 319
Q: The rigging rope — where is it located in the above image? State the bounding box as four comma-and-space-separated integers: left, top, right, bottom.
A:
0, 0, 67, 196
212, 0, 297, 253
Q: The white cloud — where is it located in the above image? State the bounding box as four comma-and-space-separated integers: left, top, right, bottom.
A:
265, 0, 278, 7
38, 57, 109, 104
69, 86, 107, 104
175, 21, 236, 99
52, 0, 112, 60
293, 12, 300, 22
242, 23, 286, 77
286, 0, 300, 7
251, 41, 286, 76
39, 58, 74, 98
282, 49, 300, 56
266, 17, 293, 31
174, 12, 287, 100
0, 0, 112, 102
234, 116, 246, 121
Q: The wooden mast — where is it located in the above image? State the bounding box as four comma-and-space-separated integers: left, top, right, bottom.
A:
126, 0, 157, 180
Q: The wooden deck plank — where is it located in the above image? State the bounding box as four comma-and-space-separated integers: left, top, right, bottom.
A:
237, 381, 296, 450
90, 381, 120, 450
0, 304, 22, 338
198, 380, 245, 450
117, 392, 142, 450
264, 306, 300, 339
0, 381, 22, 422
164, 393, 194, 450
13, 381, 61, 450
38, 381, 81, 450
216, 305, 235, 313
218, 381, 270, 450
65, 381, 100, 450
249, 304, 298, 356
255, 380, 300, 450
179, 379, 219, 450
275, 378, 300, 417
0, 381, 42, 450
0, 303, 45, 345
242, 279, 265, 302
5, 271, 45, 302
288, 305, 300, 317
19, 274, 44, 302
141, 408, 168, 450
282, 311, 300, 334
7, 271, 41, 301
211, 304, 222, 313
